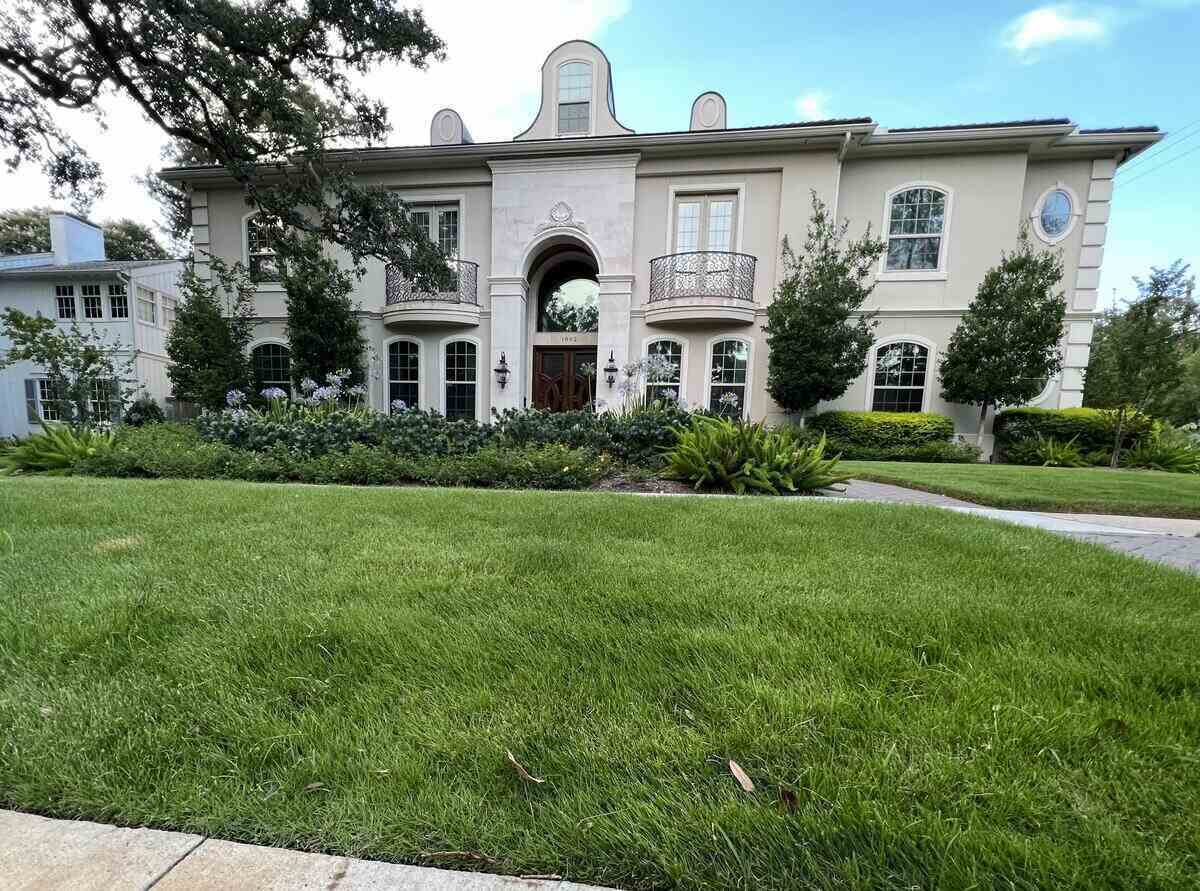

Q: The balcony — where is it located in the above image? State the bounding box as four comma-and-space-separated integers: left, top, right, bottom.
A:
383, 259, 480, 327
645, 251, 757, 326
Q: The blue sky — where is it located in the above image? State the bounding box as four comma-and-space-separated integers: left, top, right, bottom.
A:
1, 0, 1194, 305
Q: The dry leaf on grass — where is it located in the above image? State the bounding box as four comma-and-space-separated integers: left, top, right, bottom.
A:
728, 759, 754, 793
507, 749, 545, 784
303, 782, 327, 793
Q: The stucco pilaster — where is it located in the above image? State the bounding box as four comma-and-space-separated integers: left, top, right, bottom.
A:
489, 276, 528, 412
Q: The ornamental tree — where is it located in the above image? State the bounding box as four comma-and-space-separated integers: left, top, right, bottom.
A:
764, 191, 885, 418
0, 0, 451, 286
1084, 262, 1197, 465
939, 233, 1066, 444
166, 259, 256, 410
0, 309, 135, 429
283, 235, 368, 386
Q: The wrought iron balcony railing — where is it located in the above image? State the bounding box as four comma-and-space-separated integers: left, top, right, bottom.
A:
647, 251, 756, 303
385, 259, 479, 305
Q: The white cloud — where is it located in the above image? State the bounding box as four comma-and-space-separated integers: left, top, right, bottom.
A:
0, 0, 631, 224
1004, 5, 1109, 55
794, 91, 829, 121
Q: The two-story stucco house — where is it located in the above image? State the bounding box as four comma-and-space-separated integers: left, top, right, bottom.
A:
160, 40, 1161, 451
0, 213, 182, 437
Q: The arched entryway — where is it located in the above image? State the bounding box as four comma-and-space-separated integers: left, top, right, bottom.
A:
525, 239, 600, 412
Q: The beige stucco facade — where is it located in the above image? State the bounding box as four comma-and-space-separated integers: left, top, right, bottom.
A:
163, 39, 1160, 449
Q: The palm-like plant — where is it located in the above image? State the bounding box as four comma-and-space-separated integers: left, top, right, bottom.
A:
0, 423, 114, 475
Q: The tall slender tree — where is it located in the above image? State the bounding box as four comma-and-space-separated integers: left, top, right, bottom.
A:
764, 192, 885, 419
939, 233, 1066, 444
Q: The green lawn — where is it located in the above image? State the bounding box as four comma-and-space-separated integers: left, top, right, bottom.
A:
841, 460, 1200, 518
1, 478, 1198, 890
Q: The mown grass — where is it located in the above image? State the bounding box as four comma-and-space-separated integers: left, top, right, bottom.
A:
1, 477, 1198, 890
841, 460, 1200, 518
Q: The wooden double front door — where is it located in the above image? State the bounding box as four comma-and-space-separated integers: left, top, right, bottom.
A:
533, 347, 597, 412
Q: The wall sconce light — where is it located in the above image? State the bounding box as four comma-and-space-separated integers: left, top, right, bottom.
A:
493, 352, 510, 389
603, 350, 619, 388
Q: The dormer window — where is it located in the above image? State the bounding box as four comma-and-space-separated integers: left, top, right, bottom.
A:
557, 61, 592, 135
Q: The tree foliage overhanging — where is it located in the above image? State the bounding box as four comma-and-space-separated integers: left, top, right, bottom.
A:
939, 232, 1066, 435
0, 207, 168, 259
0, 0, 452, 283
764, 192, 886, 415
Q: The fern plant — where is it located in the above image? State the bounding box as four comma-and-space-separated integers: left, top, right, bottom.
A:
1120, 435, 1200, 474
0, 424, 114, 476
665, 416, 849, 495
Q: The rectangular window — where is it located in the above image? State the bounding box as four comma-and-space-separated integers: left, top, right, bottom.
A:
645, 340, 683, 404
90, 379, 113, 424
884, 188, 946, 272
36, 379, 61, 421
388, 340, 420, 411
81, 283, 103, 319
136, 287, 157, 324
247, 216, 283, 282
108, 283, 129, 318
709, 339, 749, 417
444, 340, 477, 420
409, 203, 461, 258
55, 284, 76, 319
161, 296, 177, 329
670, 193, 740, 297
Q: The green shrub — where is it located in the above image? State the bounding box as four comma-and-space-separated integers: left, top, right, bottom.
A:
492, 403, 690, 466
80, 424, 606, 490
994, 407, 1153, 454
0, 424, 114, 475
665, 417, 849, 495
122, 395, 166, 427
808, 411, 955, 448
1003, 434, 1089, 468
832, 439, 982, 463
1119, 428, 1200, 474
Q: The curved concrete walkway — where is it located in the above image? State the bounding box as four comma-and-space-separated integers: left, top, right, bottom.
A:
838, 479, 1200, 574
0, 810, 612, 891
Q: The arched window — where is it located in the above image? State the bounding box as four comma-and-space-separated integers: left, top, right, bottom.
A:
444, 340, 477, 420
246, 215, 282, 282
251, 343, 291, 395
538, 259, 599, 333
557, 61, 592, 134
884, 187, 947, 272
388, 340, 419, 412
709, 339, 749, 417
872, 341, 928, 412
645, 339, 683, 403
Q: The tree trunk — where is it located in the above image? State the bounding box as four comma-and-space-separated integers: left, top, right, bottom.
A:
976, 402, 989, 449
1109, 407, 1127, 469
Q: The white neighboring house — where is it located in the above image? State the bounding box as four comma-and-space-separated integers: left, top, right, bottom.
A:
0, 212, 183, 438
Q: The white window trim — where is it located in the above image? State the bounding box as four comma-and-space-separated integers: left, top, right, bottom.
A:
864, 334, 937, 412
439, 334, 482, 422
877, 181, 954, 282
135, 286, 159, 327
1030, 182, 1082, 245
641, 335, 688, 405
31, 376, 61, 422
79, 283, 106, 320
555, 58, 595, 138
383, 334, 423, 412
665, 183, 747, 255
108, 282, 130, 320
704, 334, 753, 419
242, 210, 284, 292
389, 192, 469, 261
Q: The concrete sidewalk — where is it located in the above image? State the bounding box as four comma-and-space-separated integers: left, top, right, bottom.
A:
0, 810, 612, 891
837, 479, 1200, 574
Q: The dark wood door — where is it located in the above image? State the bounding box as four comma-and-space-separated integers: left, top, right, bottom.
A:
533, 347, 597, 411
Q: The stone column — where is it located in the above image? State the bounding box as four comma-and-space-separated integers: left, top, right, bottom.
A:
489, 275, 528, 413
596, 274, 635, 411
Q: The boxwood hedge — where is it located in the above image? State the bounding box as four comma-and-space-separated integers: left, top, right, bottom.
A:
808, 411, 956, 448
993, 407, 1154, 453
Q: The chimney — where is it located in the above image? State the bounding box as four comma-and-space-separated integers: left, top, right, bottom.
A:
48, 212, 106, 264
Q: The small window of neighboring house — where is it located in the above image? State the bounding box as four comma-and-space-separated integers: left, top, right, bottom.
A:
161, 296, 177, 330
89, 379, 116, 424
136, 287, 157, 324
669, 193, 738, 295
557, 61, 592, 134
709, 339, 749, 417
872, 341, 929, 412
108, 283, 129, 318
25, 378, 61, 422
55, 284, 76, 319
884, 187, 948, 271
246, 215, 283, 282
444, 340, 477, 420
80, 284, 104, 319
645, 339, 683, 404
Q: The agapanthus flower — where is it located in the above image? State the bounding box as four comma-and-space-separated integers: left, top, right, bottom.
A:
260, 387, 288, 401
225, 389, 246, 407
390, 399, 408, 413
348, 383, 367, 397
299, 377, 318, 393
311, 385, 339, 402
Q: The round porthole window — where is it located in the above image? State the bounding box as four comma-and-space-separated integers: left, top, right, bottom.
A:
1037, 188, 1074, 242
